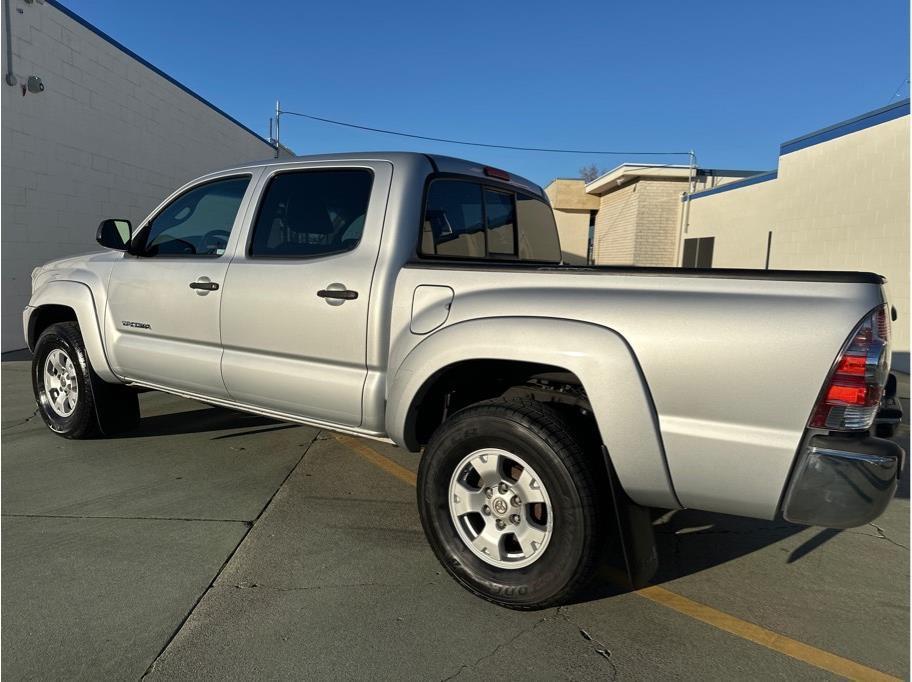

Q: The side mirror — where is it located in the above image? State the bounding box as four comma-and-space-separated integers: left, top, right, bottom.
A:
96, 219, 132, 251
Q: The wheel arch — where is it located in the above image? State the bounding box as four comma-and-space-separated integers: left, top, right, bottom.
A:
26, 281, 120, 383
386, 316, 680, 509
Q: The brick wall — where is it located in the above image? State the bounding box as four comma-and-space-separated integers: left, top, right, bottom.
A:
1, 0, 277, 350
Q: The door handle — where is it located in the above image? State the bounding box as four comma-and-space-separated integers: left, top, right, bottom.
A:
317, 288, 358, 300
189, 281, 219, 291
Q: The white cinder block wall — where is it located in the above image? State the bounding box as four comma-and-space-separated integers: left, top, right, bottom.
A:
1, 0, 277, 350
685, 102, 910, 370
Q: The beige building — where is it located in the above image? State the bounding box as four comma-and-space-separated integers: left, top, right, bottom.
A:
684, 99, 910, 369
583, 165, 760, 267
543, 178, 600, 264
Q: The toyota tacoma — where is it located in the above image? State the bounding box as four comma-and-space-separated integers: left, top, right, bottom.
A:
24, 152, 904, 609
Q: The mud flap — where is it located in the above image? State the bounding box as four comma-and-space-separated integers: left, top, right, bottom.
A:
602, 445, 659, 588
89, 372, 140, 436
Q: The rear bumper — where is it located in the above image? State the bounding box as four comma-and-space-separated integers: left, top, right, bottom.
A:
782, 434, 904, 528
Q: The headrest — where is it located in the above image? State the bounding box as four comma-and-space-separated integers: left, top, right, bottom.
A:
285, 197, 334, 235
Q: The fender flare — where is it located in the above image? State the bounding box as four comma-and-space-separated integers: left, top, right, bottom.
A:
386, 317, 680, 509
26, 280, 120, 383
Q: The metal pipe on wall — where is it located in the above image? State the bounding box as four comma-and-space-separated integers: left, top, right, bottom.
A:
674, 150, 697, 266
4, 0, 17, 86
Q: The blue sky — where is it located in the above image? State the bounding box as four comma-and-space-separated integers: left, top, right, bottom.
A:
65, 0, 908, 185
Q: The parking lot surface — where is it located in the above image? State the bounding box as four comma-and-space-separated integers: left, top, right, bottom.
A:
2, 353, 909, 680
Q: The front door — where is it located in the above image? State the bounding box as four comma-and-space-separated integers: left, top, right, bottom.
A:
219, 162, 391, 426
104, 172, 258, 397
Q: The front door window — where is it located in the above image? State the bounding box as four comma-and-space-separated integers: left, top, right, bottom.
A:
140, 176, 250, 257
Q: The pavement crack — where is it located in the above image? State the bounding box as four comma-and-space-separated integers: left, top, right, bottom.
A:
557, 606, 619, 680
440, 611, 558, 681
861, 522, 909, 550
2, 408, 40, 430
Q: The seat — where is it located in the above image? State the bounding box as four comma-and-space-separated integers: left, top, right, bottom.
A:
271, 196, 336, 255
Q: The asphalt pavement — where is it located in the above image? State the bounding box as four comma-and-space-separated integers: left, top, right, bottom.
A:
2, 353, 908, 680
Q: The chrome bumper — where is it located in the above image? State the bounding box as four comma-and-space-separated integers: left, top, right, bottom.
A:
782, 435, 903, 528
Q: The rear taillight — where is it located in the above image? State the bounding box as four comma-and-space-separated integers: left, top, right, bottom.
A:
809, 305, 891, 431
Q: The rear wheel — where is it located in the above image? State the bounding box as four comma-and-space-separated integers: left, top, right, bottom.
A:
417, 399, 604, 609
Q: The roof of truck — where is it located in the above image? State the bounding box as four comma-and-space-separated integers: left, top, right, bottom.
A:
235, 151, 545, 197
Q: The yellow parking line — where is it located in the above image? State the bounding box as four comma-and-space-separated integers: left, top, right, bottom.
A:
333, 434, 900, 682
636, 585, 899, 681
334, 435, 417, 486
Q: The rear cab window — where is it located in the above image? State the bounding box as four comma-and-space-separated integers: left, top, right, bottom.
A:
420, 178, 561, 263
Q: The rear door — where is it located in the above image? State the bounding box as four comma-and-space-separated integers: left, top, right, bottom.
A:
104, 171, 259, 397
219, 160, 392, 426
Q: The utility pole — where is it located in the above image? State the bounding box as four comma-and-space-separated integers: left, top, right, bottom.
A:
274, 99, 281, 158
674, 150, 697, 266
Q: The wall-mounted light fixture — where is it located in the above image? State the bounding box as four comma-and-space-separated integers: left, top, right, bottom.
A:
4, 0, 46, 94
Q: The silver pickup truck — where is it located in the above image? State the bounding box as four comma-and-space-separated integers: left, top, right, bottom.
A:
23, 152, 904, 609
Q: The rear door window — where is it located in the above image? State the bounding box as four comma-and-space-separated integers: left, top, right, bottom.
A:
249, 169, 373, 258
420, 179, 560, 263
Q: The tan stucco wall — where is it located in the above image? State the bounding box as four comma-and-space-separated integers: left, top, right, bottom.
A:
686, 115, 910, 369
545, 179, 599, 264
553, 209, 591, 264
545, 179, 600, 211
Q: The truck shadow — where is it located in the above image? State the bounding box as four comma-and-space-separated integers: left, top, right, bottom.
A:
575, 420, 907, 604
107, 404, 294, 439
573, 512, 839, 605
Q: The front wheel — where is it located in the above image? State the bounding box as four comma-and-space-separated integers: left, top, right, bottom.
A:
417, 399, 604, 609
33, 322, 101, 438
32, 322, 139, 439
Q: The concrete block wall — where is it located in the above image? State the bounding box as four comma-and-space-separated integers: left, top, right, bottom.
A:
632, 179, 683, 266
686, 111, 910, 369
592, 183, 638, 265
591, 179, 686, 267
1, 0, 277, 350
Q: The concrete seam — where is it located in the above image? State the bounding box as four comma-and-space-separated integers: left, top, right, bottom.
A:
139, 429, 320, 680
1, 513, 251, 524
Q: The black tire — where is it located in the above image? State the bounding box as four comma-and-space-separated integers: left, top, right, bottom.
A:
32, 322, 139, 439
417, 399, 604, 610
